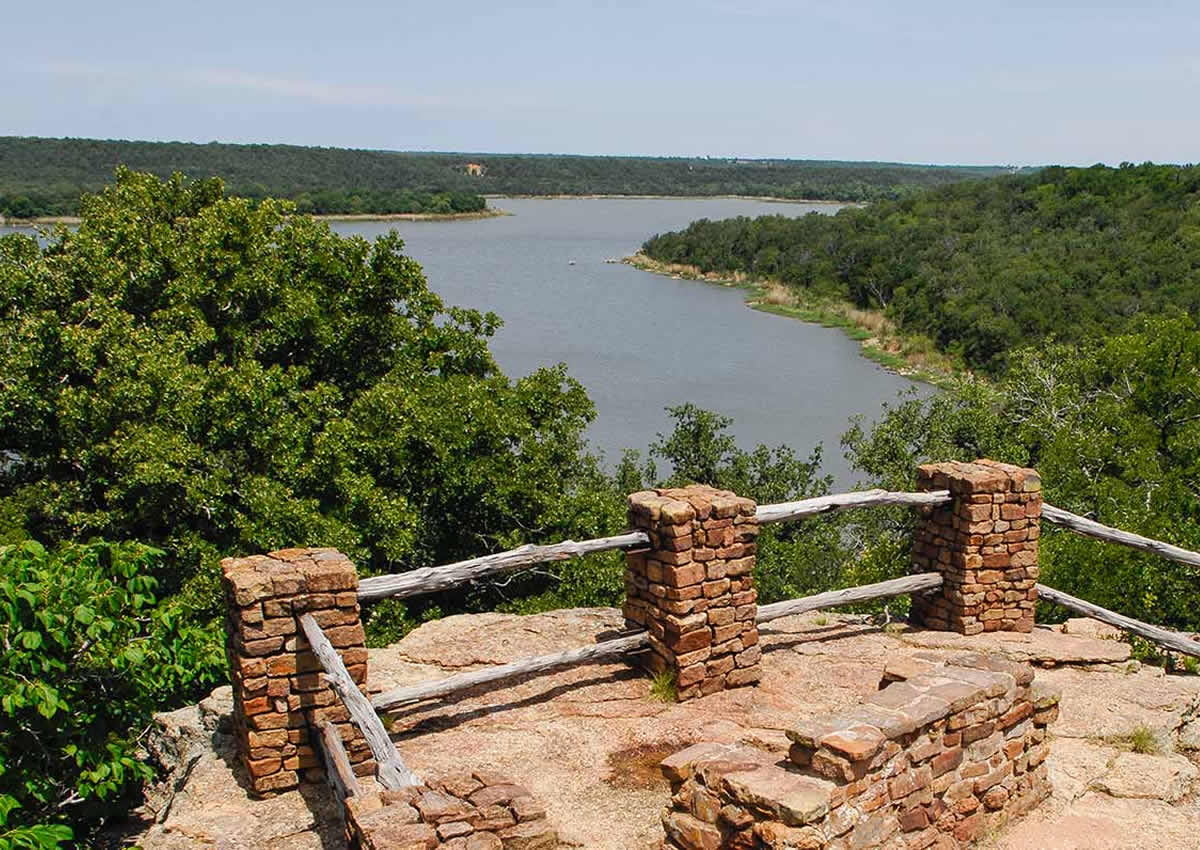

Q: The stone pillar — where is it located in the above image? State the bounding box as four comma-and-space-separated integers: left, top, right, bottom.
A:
221, 547, 374, 795
910, 460, 1042, 635
623, 485, 761, 701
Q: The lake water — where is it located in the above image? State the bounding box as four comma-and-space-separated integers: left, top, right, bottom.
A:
2, 198, 924, 486
328, 198, 923, 486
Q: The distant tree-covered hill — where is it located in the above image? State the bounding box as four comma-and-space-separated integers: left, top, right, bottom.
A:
642, 162, 1200, 373
0, 136, 1023, 218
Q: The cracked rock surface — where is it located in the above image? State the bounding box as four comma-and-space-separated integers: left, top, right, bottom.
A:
135, 609, 1200, 849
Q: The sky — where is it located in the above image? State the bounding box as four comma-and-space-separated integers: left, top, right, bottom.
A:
3, 1, 1198, 166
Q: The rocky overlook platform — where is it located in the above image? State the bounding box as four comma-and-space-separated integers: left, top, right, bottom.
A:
136, 608, 1200, 850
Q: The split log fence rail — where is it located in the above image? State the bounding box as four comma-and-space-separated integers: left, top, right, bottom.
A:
298, 484, 1200, 797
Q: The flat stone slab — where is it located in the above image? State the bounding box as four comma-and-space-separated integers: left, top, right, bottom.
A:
900, 626, 1132, 666
1090, 751, 1198, 802
134, 611, 1200, 850
996, 791, 1200, 850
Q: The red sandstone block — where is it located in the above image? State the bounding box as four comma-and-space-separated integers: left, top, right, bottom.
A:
663, 562, 705, 587
246, 756, 283, 778
707, 607, 735, 627
931, 747, 963, 778
703, 579, 731, 598
658, 550, 694, 567
726, 666, 761, 687
668, 628, 711, 654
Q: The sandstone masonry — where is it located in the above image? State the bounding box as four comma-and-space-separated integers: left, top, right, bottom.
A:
910, 460, 1042, 635
221, 548, 374, 795
624, 486, 761, 701
660, 652, 1060, 849
345, 771, 557, 850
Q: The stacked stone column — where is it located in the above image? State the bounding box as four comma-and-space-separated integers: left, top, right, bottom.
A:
910, 460, 1042, 635
623, 486, 761, 701
221, 548, 374, 795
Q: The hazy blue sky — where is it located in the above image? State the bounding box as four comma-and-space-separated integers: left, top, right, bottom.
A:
4, 1, 1197, 165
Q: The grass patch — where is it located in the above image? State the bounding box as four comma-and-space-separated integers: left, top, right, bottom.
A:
1119, 724, 1163, 755
812, 614, 829, 626
649, 669, 677, 703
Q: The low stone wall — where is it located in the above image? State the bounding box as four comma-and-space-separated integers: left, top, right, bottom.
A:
659, 653, 1060, 849
345, 771, 557, 849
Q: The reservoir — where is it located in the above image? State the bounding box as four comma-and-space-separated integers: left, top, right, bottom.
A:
328, 197, 923, 486
2, 198, 924, 486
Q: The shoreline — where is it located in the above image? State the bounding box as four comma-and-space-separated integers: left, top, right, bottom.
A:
488, 193, 854, 205
622, 253, 958, 388
0, 207, 511, 228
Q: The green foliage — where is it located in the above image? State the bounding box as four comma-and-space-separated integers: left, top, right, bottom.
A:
0, 797, 71, 850
643, 163, 1200, 373
648, 670, 677, 703
641, 404, 850, 605
0, 137, 1020, 219
0, 170, 598, 631
1122, 724, 1162, 755
0, 540, 223, 842
840, 317, 1200, 632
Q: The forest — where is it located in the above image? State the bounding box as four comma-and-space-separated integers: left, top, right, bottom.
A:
642, 162, 1200, 373
0, 136, 1020, 218
2, 170, 1198, 847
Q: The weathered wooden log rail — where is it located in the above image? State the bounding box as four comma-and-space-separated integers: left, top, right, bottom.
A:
315, 720, 361, 800
1036, 584, 1200, 659
756, 572, 943, 625
356, 489, 953, 603
371, 573, 944, 712
298, 613, 422, 789
357, 532, 650, 602
353, 485, 1200, 663
1042, 504, 1200, 570
249, 471, 1200, 807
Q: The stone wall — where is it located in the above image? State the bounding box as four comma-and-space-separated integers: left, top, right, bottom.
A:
911, 460, 1042, 635
659, 653, 1060, 849
624, 486, 762, 701
221, 548, 374, 795
345, 771, 557, 849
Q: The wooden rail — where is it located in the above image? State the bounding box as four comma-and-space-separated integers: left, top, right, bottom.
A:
372, 573, 944, 712
1041, 504, 1200, 570
372, 631, 651, 711
358, 490, 952, 603
298, 613, 422, 788
756, 572, 943, 624
357, 532, 650, 602
315, 720, 361, 800
1036, 584, 1200, 660
756, 489, 951, 525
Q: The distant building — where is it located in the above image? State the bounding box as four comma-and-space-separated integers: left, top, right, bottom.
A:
464, 163, 486, 176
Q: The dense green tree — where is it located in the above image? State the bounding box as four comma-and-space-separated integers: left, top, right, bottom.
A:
0, 136, 1020, 218
0, 170, 595, 620
643, 163, 1200, 373
841, 317, 1200, 632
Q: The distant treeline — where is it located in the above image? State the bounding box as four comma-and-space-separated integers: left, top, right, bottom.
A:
642, 162, 1200, 373
0, 136, 1023, 218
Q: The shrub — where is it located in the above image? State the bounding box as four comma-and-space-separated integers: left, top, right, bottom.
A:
0, 540, 224, 842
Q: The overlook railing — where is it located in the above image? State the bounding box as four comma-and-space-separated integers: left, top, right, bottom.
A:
229, 462, 1200, 810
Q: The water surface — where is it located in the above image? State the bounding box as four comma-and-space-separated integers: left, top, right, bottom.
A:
329, 198, 924, 486
2, 198, 925, 486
